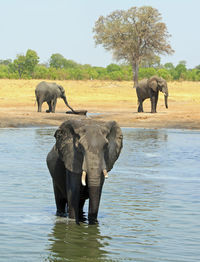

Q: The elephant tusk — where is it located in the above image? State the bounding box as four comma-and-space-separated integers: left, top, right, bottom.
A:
81, 171, 87, 186
103, 169, 108, 179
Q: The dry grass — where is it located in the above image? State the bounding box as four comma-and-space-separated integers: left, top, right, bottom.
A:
0, 79, 135, 109
168, 81, 200, 103
0, 79, 199, 129
0, 79, 199, 107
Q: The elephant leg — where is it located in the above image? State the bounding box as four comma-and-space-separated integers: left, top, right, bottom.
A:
53, 182, 67, 217
79, 198, 86, 222
138, 100, 144, 112
51, 98, 57, 113
78, 186, 89, 221
150, 96, 157, 113
37, 97, 42, 112
155, 93, 159, 112
66, 171, 81, 224
46, 101, 52, 113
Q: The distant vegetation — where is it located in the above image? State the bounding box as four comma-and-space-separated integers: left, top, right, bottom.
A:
0, 50, 200, 81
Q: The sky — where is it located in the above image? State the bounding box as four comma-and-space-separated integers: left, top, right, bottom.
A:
0, 0, 199, 68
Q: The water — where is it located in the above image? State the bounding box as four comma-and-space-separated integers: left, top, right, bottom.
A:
0, 127, 200, 262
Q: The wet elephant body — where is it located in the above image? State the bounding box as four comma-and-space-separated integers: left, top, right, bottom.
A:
47, 119, 123, 224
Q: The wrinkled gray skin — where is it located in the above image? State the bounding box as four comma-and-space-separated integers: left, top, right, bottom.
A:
35, 81, 75, 113
46, 119, 123, 224
136, 76, 168, 113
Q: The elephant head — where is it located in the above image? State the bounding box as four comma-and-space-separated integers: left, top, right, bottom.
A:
147, 76, 168, 108
57, 85, 65, 98
54, 119, 123, 223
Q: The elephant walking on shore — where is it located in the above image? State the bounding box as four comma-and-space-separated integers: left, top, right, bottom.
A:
46, 119, 123, 224
136, 76, 168, 113
35, 81, 75, 113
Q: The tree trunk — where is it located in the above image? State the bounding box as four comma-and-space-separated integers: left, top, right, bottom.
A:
132, 60, 139, 88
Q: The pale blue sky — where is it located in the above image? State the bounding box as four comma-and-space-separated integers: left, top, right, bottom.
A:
0, 0, 199, 68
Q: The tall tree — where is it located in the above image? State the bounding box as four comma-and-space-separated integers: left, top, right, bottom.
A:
25, 49, 39, 77
12, 54, 26, 78
50, 53, 66, 69
50, 53, 78, 69
164, 62, 175, 70
93, 6, 174, 86
10, 50, 39, 78
0, 59, 12, 65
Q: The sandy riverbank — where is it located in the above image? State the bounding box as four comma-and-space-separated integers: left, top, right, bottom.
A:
0, 79, 199, 129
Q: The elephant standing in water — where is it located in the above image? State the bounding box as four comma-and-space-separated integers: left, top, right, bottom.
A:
46, 119, 123, 224
136, 76, 168, 113
35, 81, 75, 113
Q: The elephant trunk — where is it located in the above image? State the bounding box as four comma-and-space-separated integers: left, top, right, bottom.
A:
86, 170, 105, 224
162, 85, 168, 109
88, 186, 103, 224
81, 154, 106, 187
81, 154, 106, 224
164, 94, 168, 109
62, 96, 76, 113
81, 169, 106, 187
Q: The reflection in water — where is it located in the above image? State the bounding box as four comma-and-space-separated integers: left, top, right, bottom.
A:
46, 220, 109, 261
35, 128, 56, 147
126, 128, 168, 142
119, 129, 169, 178
35, 128, 55, 138
125, 129, 168, 155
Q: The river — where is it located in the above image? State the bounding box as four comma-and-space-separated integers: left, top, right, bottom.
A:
0, 127, 199, 261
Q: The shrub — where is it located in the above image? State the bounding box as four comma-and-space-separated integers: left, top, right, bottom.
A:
139, 67, 157, 79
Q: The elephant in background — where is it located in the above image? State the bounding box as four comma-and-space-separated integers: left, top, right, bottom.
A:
46, 119, 123, 224
136, 76, 168, 113
35, 81, 75, 113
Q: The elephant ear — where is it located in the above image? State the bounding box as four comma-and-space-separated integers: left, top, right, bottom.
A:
148, 77, 158, 92
157, 77, 166, 90
58, 85, 65, 96
54, 119, 83, 174
104, 121, 123, 172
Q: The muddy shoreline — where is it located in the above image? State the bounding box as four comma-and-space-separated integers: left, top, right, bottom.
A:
0, 80, 199, 130
0, 104, 200, 130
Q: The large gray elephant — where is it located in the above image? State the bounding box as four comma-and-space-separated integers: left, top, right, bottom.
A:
46, 119, 123, 224
35, 81, 75, 113
136, 76, 168, 113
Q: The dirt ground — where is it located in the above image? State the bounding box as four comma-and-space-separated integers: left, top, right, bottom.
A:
0, 79, 200, 129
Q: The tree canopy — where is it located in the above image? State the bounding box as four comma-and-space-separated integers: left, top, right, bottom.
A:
93, 6, 174, 86
0, 51, 199, 81
50, 53, 79, 69
9, 49, 39, 78
25, 49, 39, 76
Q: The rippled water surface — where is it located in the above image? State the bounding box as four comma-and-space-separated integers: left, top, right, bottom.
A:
0, 127, 200, 262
